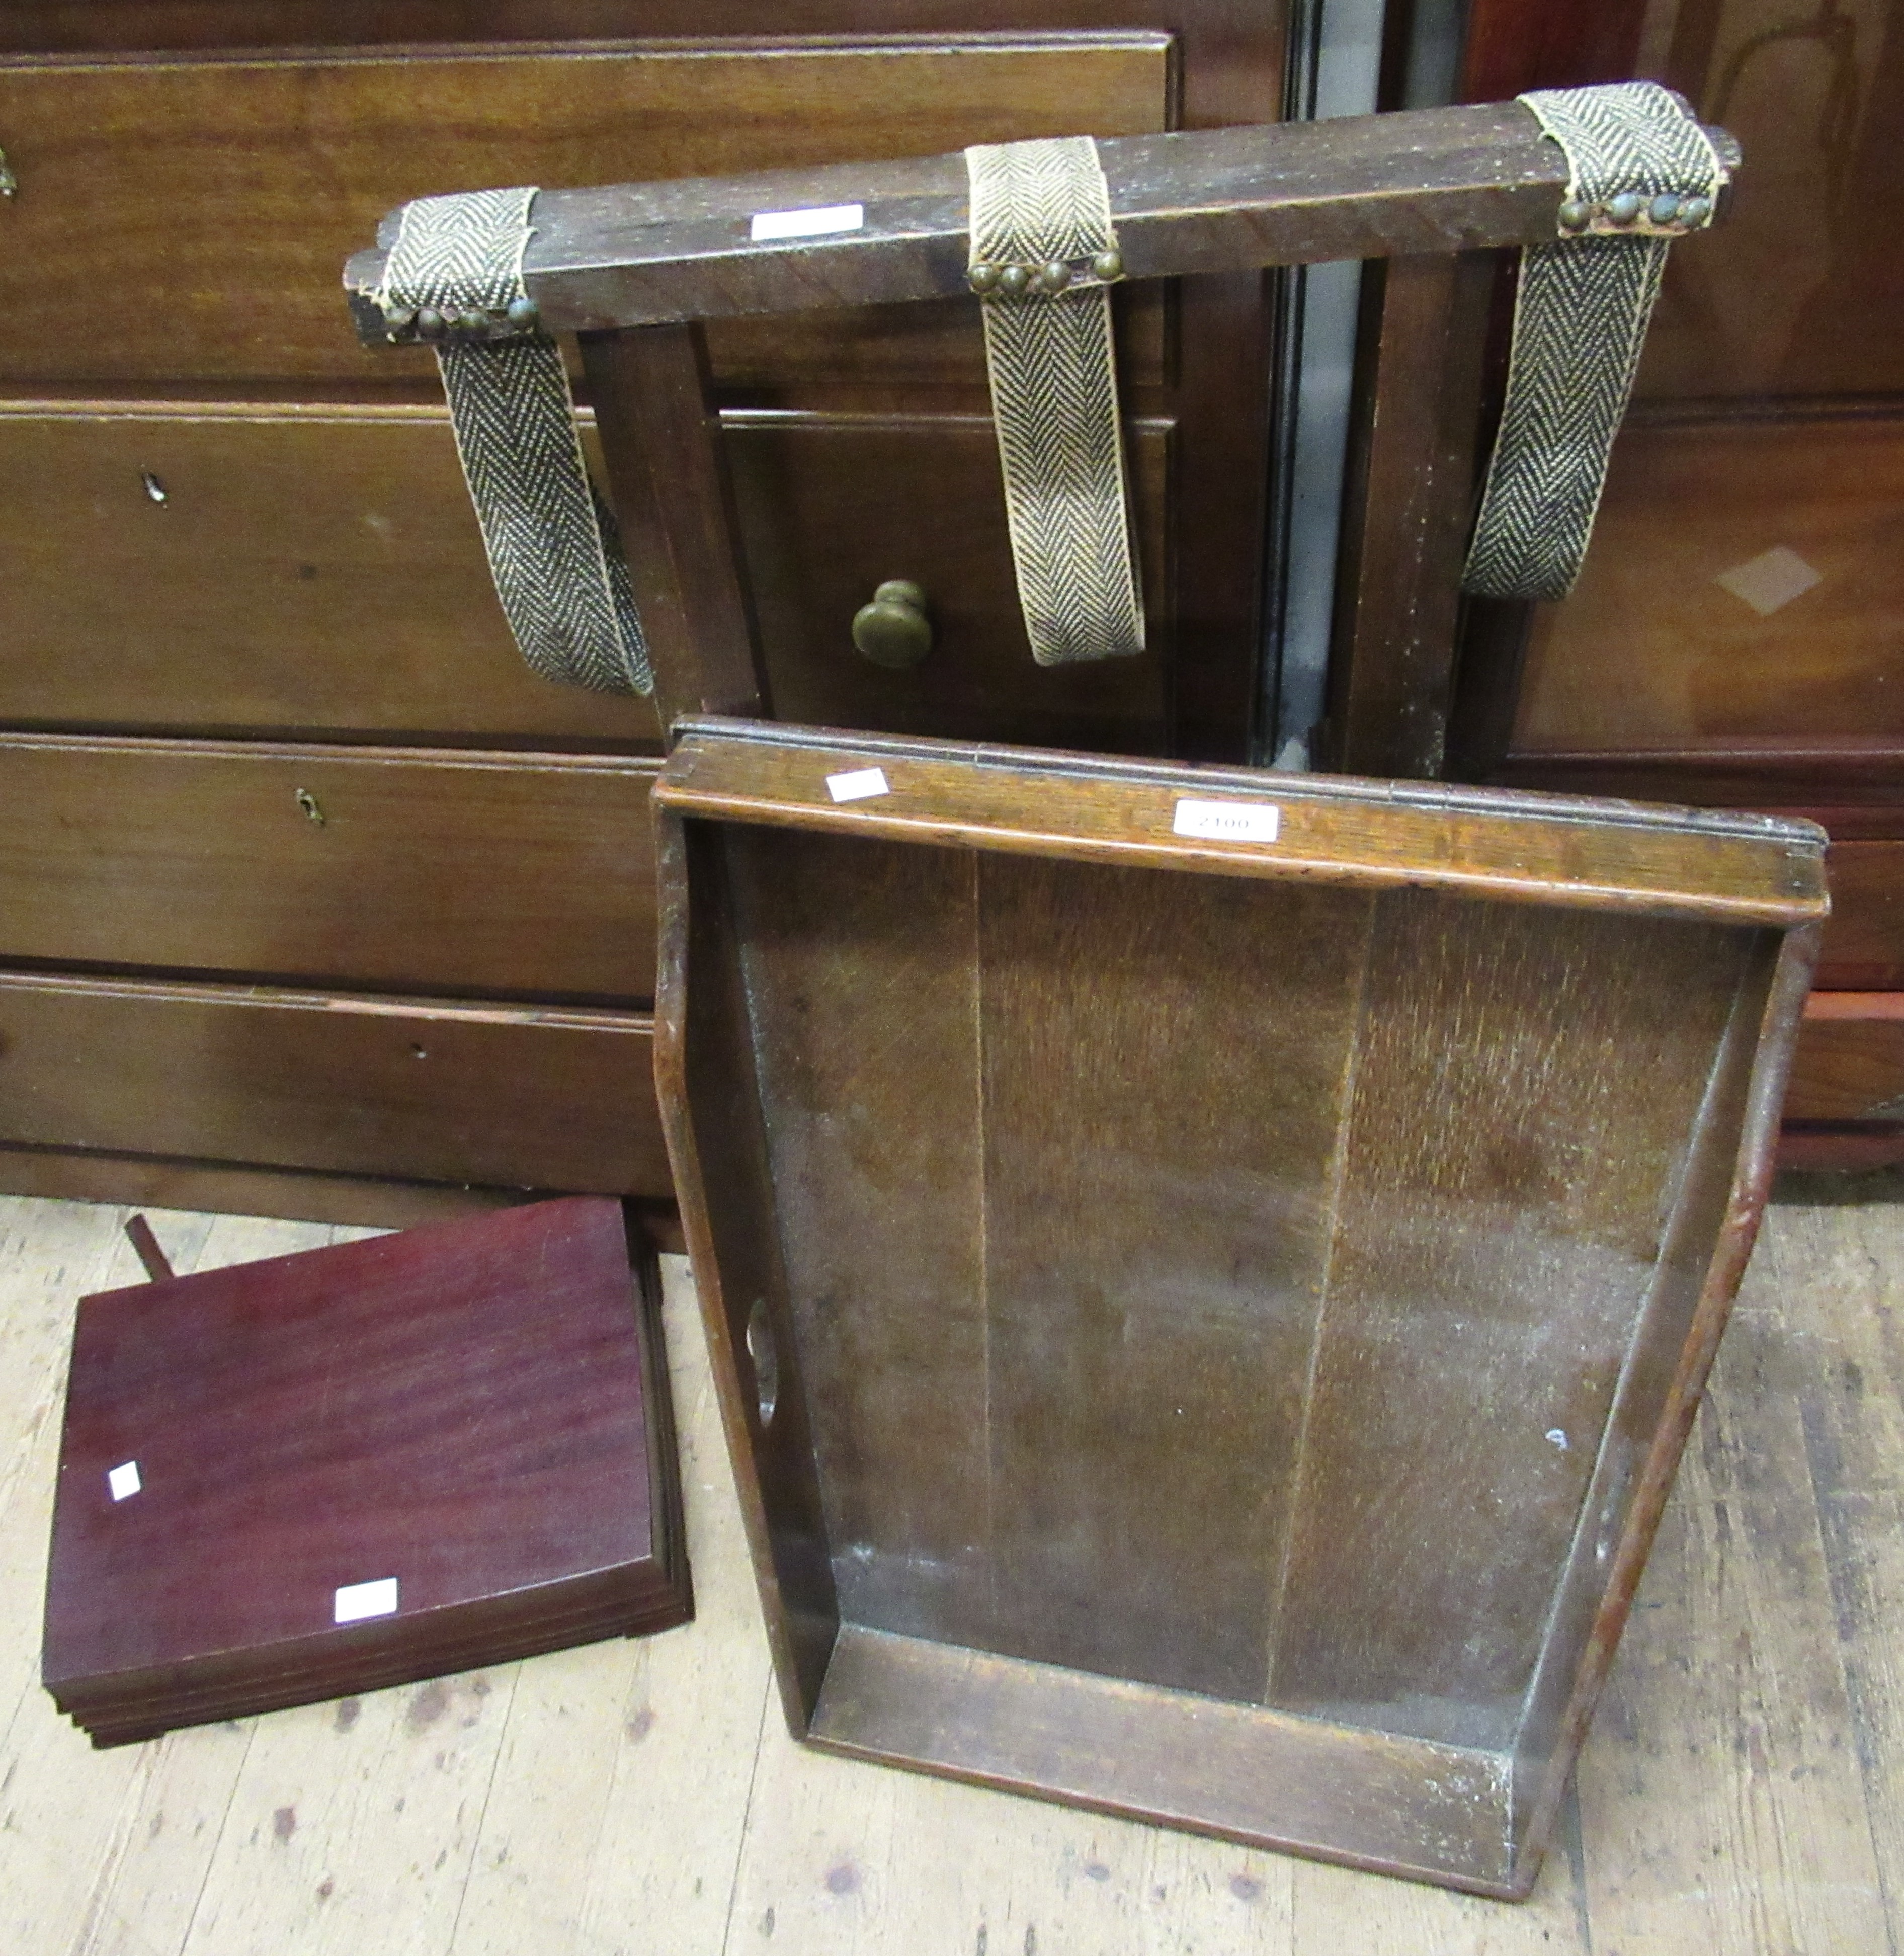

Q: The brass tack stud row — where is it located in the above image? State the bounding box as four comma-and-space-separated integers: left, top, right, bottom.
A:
967, 249, 1124, 297
1556, 190, 1713, 237
377, 294, 541, 344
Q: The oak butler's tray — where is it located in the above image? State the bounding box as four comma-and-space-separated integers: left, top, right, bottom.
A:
654, 717, 1823, 1898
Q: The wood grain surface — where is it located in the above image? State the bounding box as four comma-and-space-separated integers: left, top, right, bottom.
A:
1787, 994, 1904, 1123
652, 719, 1820, 1893
0, 973, 671, 1195
1, 1183, 1900, 1948
723, 829, 991, 1653
0, 35, 1168, 384
659, 822, 841, 1732
44, 1198, 688, 1743
583, 327, 771, 736
1268, 895, 1749, 1748
0, 397, 1172, 749
0, 403, 661, 744
1815, 842, 1904, 990
1513, 413, 1904, 757
0, 736, 661, 1001
347, 100, 1619, 337
1326, 251, 1494, 779
0, 1147, 596, 1228
658, 719, 1829, 927
973, 854, 1368, 1700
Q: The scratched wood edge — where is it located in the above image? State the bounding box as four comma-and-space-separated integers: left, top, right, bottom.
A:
650, 809, 840, 1741
654, 720, 1828, 927
343, 101, 1742, 339
1510, 921, 1824, 1874
661, 715, 1827, 842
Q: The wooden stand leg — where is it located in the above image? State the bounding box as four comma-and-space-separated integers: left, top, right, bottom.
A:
1325, 249, 1495, 780
582, 323, 769, 740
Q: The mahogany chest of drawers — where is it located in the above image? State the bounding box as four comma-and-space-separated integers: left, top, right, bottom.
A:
0, 4, 1280, 1221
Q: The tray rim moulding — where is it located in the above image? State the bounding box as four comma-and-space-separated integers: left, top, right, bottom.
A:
652, 715, 1826, 1898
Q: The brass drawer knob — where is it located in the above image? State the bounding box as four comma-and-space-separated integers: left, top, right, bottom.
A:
851, 580, 932, 670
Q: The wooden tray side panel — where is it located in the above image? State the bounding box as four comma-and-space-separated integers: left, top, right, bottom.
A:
1266, 894, 1755, 1749
1511, 922, 1820, 1878
809, 1626, 1519, 1896
656, 723, 1829, 931
656, 818, 840, 1724
724, 827, 994, 1647
975, 853, 1372, 1698
1506, 926, 1785, 1866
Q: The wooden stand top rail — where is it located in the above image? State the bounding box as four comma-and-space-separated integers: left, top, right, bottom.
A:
345, 99, 1739, 340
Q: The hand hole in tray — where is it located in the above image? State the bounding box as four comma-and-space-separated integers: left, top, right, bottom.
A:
745, 1298, 779, 1428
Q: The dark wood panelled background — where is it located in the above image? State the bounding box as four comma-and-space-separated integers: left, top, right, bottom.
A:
0, 3, 1289, 1220
1440, 0, 1903, 1163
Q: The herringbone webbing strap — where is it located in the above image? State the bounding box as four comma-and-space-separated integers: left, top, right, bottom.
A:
374, 188, 652, 695
1462, 83, 1724, 601
966, 138, 1145, 665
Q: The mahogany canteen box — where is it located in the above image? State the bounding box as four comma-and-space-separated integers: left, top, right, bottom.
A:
650, 715, 1826, 1898
42, 1197, 690, 1748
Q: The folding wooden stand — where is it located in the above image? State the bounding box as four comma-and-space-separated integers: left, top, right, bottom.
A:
344, 95, 1804, 1895
346, 100, 1742, 758
651, 720, 1823, 1895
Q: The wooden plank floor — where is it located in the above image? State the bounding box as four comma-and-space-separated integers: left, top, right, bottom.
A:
0, 1180, 1898, 1955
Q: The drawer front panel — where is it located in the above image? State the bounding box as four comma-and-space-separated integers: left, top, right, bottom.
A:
1785, 1005, 1904, 1123
0, 404, 663, 742
0, 738, 660, 1000
0, 974, 671, 1193
1819, 841, 1904, 989
731, 411, 1173, 751
0, 37, 1169, 385
1514, 415, 1904, 755
3, 405, 1174, 751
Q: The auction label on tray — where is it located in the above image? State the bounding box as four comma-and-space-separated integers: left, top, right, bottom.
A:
1172, 797, 1282, 843
826, 766, 890, 803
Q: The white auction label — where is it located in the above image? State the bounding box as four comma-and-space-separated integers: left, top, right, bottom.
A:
333, 1577, 400, 1625
826, 767, 890, 803
107, 1460, 142, 1502
1172, 797, 1282, 843
750, 202, 864, 243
